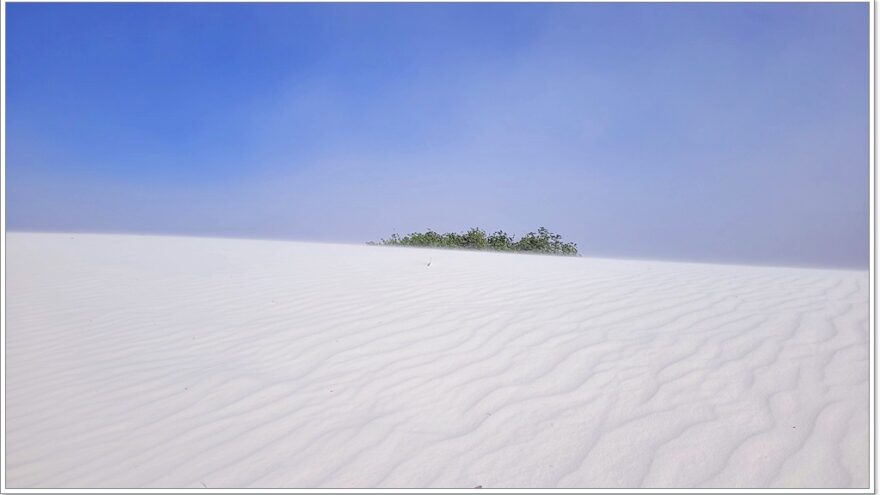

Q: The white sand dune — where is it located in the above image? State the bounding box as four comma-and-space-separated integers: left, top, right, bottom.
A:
5, 232, 870, 489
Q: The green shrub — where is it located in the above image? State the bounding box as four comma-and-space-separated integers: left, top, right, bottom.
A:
369, 227, 578, 256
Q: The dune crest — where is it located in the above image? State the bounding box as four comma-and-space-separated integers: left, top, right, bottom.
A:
5, 233, 869, 488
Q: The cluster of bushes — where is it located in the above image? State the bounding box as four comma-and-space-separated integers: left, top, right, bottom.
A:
368, 227, 579, 256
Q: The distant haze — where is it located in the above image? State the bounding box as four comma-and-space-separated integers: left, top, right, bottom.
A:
7, 3, 869, 268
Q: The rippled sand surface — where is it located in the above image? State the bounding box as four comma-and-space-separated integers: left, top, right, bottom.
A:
6, 233, 870, 488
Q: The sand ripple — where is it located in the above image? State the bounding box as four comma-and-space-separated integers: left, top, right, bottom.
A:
5, 233, 869, 488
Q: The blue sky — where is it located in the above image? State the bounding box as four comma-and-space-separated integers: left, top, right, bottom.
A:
7, 3, 869, 268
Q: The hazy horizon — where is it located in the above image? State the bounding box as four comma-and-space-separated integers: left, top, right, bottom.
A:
7, 3, 870, 268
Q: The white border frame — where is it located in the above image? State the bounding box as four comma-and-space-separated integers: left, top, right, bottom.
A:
0, 1, 874, 493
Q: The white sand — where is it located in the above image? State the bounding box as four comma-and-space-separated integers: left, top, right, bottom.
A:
5, 232, 870, 489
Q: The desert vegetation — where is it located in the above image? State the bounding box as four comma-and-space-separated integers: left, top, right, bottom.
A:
369, 227, 579, 256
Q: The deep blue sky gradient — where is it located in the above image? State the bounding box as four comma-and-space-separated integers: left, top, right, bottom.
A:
7, 3, 869, 267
